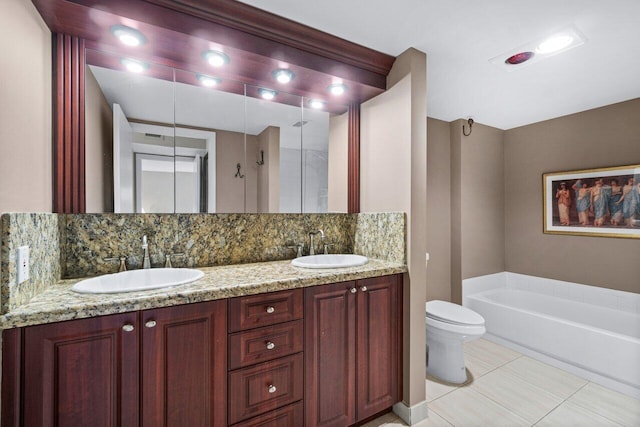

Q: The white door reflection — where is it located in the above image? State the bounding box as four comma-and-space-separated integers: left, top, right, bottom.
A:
115, 119, 216, 213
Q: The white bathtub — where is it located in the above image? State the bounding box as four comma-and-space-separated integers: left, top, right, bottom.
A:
463, 272, 640, 398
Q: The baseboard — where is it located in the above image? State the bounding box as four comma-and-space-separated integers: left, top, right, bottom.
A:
392, 399, 429, 425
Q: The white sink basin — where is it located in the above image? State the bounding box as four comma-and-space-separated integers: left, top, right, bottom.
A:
71, 268, 204, 294
291, 254, 368, 269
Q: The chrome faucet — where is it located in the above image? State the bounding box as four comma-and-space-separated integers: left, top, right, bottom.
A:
142, 235, 151, 269
308, 230, 325, 255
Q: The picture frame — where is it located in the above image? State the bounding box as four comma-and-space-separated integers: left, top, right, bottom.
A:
543, 164, 640, 239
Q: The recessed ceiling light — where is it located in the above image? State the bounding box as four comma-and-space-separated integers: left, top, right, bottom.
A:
258, 88, 277, 100
273, 69, 295, 84
110, 25, 146, 47
536, 35, 574, 54
505, 51, 534, 65
328, 83, 347, 96
489, 24, 587, 71
197, 74, 221, 88
309, 99, 325, 109
120, 58, 149, 73
203, 50, 230, 67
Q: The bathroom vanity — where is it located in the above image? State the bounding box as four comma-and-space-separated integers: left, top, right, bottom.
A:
1, 260, 404, 426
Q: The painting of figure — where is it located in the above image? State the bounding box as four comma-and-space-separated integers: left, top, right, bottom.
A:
543, 165, 640, 239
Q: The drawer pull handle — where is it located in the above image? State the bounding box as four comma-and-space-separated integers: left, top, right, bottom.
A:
268, 385, 277, 394
350, 287, 357, 294
145, 320, 157, 328
266, 341, 275, 350
122, 324, 134, 332
361, 286, 368, 292
266, 306, 275, 314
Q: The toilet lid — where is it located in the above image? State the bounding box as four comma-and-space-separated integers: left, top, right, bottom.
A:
426, 300, 485, 326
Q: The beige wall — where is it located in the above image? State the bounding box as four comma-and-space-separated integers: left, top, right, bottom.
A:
450, 120, 505, 303
362, 48, 427, 408
426, 118, 451, 301
504, 98, 640, 293
328, 112, 348, 212
0, 0, 51, 213
256, 126, 280, 213
216, 131, 257, 213
85, 67, 114, 213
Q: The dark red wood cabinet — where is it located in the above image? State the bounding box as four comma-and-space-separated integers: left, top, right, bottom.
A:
141, 301, 227, 427
6, 300, 227, 427
304, 274, 402, 427
22, 312, 140, 427
2, 276, 401, 427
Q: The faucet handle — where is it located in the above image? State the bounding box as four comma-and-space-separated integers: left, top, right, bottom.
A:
286, 243, 304, 258
104, 256, 127, 272
164, 253, 185, 268
322, 243, 335, 255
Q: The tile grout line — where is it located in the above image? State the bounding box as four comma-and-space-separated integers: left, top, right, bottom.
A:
561, 382, 628, 427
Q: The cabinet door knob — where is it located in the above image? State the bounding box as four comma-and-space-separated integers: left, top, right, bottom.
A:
122, 324, 135, 332
266, 341, 275, 350
266, 306, 275, 314
145, 320, 157, 328
350, 287, 357, 294
268, 385, 277, 393
361, 286, 368, 292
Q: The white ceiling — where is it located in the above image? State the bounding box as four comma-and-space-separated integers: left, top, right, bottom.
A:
238, 0, 640, 130
89, 65, 331, 150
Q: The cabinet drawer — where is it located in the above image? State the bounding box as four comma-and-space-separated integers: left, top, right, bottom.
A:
229, 320, 303, 370
228, 353, 303, 424
230, 402, 303, 427
229, 289, 303, 332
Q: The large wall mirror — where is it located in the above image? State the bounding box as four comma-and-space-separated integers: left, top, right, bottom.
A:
32, 0, 394, 214
85, 49, 348, 214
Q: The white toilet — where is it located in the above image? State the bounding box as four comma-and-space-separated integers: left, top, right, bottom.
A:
425, 300, 486, 384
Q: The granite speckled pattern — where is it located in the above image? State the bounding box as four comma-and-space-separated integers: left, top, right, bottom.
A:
0, 259, 406, 329
355, 212, 406, 263
62, 214, 357, 278
1, 213, 61, 314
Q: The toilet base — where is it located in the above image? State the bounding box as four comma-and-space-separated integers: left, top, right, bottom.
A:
426, 339, 467, 384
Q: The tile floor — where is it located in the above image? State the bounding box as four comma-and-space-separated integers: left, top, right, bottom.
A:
364, 339, 640, 427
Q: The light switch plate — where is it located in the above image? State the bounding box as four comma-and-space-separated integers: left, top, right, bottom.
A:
17, 246, 30, 284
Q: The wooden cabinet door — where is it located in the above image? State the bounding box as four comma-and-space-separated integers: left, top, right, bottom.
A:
304, 281, 357, 427
356, 275, 401, 420
141, 300, 227, 427
23, 312, 139, 427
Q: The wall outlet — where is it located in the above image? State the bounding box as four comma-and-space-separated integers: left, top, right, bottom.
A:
17, 246, 30, 284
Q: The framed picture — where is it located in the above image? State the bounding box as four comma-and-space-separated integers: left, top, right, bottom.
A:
543, 164, 640, 239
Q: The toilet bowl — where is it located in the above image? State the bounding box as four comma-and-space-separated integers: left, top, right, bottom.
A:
425, 300, 485, 384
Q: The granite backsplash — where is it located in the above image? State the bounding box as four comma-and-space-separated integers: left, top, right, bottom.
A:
1, 213, 61, 314
0, 212, 405, 314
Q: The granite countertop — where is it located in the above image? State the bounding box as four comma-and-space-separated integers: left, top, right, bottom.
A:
0, 259, 406, 329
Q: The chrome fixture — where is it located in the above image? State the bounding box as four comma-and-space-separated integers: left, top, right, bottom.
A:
104, 256, 127, 272
164, 253, 185, 268
308, 230, 325, 255
322, 243, 335, 255
142, 235, 151, 269
287, 243, 304, 258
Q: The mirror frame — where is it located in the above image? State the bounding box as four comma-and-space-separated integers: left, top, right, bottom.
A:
34, 0, 394, 214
